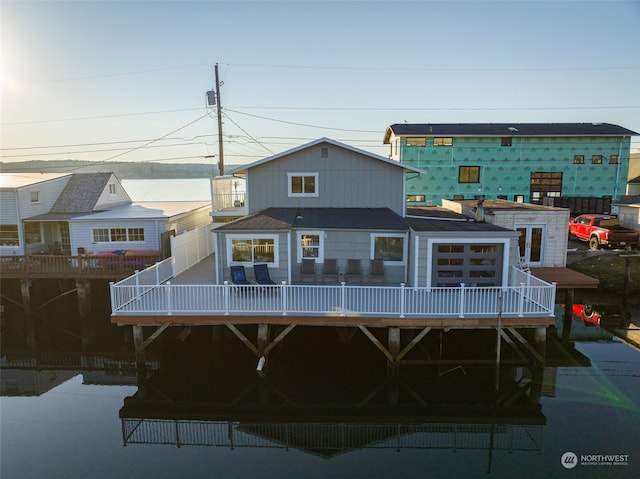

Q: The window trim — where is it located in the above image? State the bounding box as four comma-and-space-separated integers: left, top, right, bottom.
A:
296, 231, 324, 263
227, 234, 279, 267
30, 191, 40, 204
370, 233, 407, 265
92, 227, 145, 243
287, 172, 319, 197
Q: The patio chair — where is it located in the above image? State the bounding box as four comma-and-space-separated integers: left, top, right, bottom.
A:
369, 259, 385, 283
253, 263, 276, 285
322, 259, 339, 283
230, 265, 252, 286
300, 258, 316, 282
346, 259, 362, 282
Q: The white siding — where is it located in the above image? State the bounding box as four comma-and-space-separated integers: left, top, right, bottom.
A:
17, 176, 70, 219
617, 205, 640, 230
69, 220, 164, 254
95, 174, 131, 209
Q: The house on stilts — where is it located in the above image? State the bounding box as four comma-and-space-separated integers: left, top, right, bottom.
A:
110, 138, 558, 369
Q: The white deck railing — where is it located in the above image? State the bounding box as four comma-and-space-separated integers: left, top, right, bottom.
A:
110, 267, 556, 319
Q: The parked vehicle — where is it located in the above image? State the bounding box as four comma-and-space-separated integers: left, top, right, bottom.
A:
568, 214, 640, 250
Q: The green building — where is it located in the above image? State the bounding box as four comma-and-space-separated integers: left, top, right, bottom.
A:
383, 123, 638, 206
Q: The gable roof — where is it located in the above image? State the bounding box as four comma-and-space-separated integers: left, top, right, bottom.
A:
216, 207, 409, 231
50, 173, 123, 213
383, 123, 639, 143
228, 137, 423, 175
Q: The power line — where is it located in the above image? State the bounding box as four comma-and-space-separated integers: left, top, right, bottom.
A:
64, 112, 211, 172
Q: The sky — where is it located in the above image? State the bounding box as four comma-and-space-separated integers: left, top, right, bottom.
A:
1, 0, 639, 172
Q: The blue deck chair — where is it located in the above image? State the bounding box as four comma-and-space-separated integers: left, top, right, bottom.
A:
253, 263, 276, 285
230, 265, 252, 286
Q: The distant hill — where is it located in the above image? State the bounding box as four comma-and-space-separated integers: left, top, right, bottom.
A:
0, 160, 241, 179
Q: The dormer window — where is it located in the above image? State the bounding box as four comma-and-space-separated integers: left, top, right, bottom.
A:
109, 183, 116, 194
288, 172, 319, 197
30, 191, 40, 203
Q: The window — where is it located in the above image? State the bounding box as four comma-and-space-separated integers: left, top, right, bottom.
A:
530, 172, 562, 203
229, 236, 277, 265
297, 231, 323, 262
321, 147, 329, 158
501, 137, 512, 147
592, 155, 603, 164
514, 195, 524, 203
288, 173, 318, 197
110, 228, 127, 242
433, 137, 453, 147
109, 183, 117, 194
406, 137, 427, 147
30, 191, 40, 203
24, 223, 42, 244
371, 234, 405, 263
573, 155, 584, 164
92, 228, 145, 243
406, 195, 426, 203
0, 225, 19, 246
127, 228, 145, 242
458, 166, 480, 183
93, 228, 110, 242
609, 155, 619, 164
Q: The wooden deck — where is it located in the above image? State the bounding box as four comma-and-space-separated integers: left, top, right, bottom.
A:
0, 254, 161, 280
530, 267, 599, 289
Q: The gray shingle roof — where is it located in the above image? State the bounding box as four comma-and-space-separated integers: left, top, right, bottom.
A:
217, 208, 409, 231
383, 123, 638, 143
50, 173, 114, 213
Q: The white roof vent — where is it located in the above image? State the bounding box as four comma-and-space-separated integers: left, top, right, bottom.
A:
508, 127, 519, 132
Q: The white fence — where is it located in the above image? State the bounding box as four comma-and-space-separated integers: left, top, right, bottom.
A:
111, 267, 556, 319
171, 224, 214, 277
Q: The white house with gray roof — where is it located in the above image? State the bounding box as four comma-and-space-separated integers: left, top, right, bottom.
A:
1, 172, 212, 257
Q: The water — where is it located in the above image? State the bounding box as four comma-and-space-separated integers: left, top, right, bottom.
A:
1, 297, 639, 478
121, 178, 212, 201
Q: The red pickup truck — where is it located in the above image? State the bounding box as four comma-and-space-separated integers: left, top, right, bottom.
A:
568, 214, 640, 250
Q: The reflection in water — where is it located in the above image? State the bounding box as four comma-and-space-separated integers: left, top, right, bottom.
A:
2, 302, 600, 473
119, 328, 553, 459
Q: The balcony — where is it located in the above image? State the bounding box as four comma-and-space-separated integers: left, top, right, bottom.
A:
110, 259, 556, 326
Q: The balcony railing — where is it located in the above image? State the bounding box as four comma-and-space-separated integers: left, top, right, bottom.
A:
110, 267, 556, 319
1, 253, 161, 279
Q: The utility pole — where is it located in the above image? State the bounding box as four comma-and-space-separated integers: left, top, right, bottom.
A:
214, 63, 224, 176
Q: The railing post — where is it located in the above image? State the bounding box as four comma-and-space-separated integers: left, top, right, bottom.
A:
549, 282, 557, 315
458, 283, 466, 318
518, 282, 525, 317
281, 281, 287, 316
399, 283, 405, 318
156, 264, 160, 285
135, 270, 140, 299
166, 281, 172, 316
109, 282, 116, 313
340, 282, 346, 317
223, 281, 230, 316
